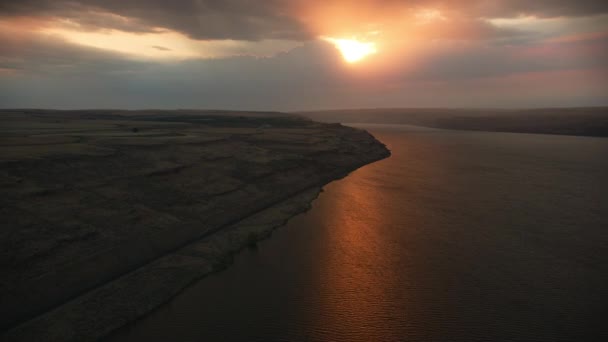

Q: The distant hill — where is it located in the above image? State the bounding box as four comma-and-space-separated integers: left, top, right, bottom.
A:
297, 107, 608, 137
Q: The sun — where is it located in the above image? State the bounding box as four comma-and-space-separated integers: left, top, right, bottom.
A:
324, 37, 377, 63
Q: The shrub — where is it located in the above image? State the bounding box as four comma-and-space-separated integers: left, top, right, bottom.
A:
246, 231, 259, 248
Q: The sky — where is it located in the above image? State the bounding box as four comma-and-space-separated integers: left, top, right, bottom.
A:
1, 0, 607, 111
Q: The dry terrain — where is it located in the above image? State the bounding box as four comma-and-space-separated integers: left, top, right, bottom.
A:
0, 109, 389, 341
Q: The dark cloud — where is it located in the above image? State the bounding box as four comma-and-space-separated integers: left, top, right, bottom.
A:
88, 0, 312, 40
2, 1, 608, 41
471, 0, 608, 18
0, 0, 311, 40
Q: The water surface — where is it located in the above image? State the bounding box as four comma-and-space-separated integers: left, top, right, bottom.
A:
110, 125, 608, 341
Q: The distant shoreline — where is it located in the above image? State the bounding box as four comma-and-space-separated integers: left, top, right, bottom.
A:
298, 107, 608, 137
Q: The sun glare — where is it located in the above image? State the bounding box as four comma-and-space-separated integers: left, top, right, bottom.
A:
324, 38, 377, 63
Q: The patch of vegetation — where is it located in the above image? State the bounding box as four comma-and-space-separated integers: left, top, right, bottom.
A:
212, 254, 234, 272
246, 231, 259, 248
133, 115, 311, 128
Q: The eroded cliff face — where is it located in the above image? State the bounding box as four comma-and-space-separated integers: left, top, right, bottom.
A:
1, 110, 389, 340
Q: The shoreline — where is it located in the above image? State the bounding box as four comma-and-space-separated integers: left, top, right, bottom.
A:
4, 157, 388, 342
4, 187, 322, 341
299, 107, 608, 138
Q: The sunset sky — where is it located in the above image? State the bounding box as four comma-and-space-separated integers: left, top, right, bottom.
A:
1, 0, 607, 110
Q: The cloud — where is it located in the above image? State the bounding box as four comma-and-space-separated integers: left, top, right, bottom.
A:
0, 25, 140, 75
470, 0, 608, 18
399, 33, 608, 82
0, 0, 310, 40
2, 1, 608, 42
1, 28, 606, 110
151, 45, 172, 51
0, 0, 607, 109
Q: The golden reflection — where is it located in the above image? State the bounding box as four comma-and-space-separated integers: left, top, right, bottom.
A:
309, 162, 400, 339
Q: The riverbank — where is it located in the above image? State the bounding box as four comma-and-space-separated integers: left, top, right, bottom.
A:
0, 109, 390, 341
298, 107, 608, 137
